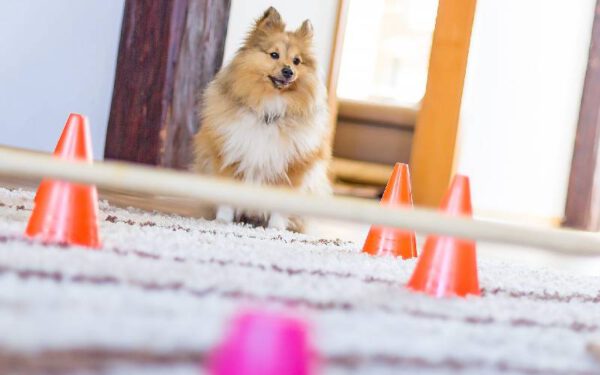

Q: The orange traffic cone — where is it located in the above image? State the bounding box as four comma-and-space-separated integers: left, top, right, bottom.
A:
362, 163, 417, 259
25, 113, 101, 248
406, 175, 479, 297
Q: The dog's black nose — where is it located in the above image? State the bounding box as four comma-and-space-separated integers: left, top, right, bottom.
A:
282, 66, 294, 79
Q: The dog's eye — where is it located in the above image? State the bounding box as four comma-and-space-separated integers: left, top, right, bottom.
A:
293, 57, 302, 65
270, 52, 280, 60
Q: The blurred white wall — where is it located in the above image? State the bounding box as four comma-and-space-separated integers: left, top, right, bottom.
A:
0, 0, 124, 159
224, 0, 339, 80
457, 0, 595, 225
336, 0, 385, 101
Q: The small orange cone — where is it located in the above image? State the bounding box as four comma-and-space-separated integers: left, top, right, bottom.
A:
362, 163, 417, 259
406, 175, 479, 297
25, 113, 101, 248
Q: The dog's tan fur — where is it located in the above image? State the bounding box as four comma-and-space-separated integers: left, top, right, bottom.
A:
193, 7, 332, 232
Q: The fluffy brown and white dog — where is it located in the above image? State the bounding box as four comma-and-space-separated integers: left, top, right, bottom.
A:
193, 7, 332, 232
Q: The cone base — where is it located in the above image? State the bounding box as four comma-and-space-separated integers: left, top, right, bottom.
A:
406, 236, 479, 298
26, 179, 101, 249
363, 226, 417, 259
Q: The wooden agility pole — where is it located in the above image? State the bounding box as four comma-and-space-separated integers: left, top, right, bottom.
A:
0, 146, 599, 257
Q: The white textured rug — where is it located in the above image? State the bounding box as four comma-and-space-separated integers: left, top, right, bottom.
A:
0, 187, 599, 375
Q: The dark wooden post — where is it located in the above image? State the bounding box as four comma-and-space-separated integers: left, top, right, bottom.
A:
564, 1, 600, 230
105, 0, 231, 169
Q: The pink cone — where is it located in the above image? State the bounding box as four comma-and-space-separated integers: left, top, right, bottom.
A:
208, 310, 316, 375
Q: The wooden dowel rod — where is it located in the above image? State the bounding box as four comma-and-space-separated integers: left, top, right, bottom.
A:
0, 147, 599, 257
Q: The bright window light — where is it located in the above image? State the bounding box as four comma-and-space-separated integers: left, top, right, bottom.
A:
337, 0, 438, 107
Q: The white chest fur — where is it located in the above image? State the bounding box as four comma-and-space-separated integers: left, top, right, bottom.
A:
217, 96, 324, 184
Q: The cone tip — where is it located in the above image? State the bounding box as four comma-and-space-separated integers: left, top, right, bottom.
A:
453, 174, 470, 184
66, 113, 88, 124
440, 174, 472, 216
380, 162, 413, 206
393, 162, 409, 171
392, 163, 411, 180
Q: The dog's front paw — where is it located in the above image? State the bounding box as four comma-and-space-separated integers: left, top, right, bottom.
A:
215, 205, 235, 223
268, 212, 289, 231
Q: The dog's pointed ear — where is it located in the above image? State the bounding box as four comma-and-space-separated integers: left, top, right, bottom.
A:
295, 19, 314, 40
255, 7, 285, 32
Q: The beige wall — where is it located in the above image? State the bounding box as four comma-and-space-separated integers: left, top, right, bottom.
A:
456, 0, 595, 225
223, 0, 339, 81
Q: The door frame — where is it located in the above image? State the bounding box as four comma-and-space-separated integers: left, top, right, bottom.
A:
564, 0, 600, 230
